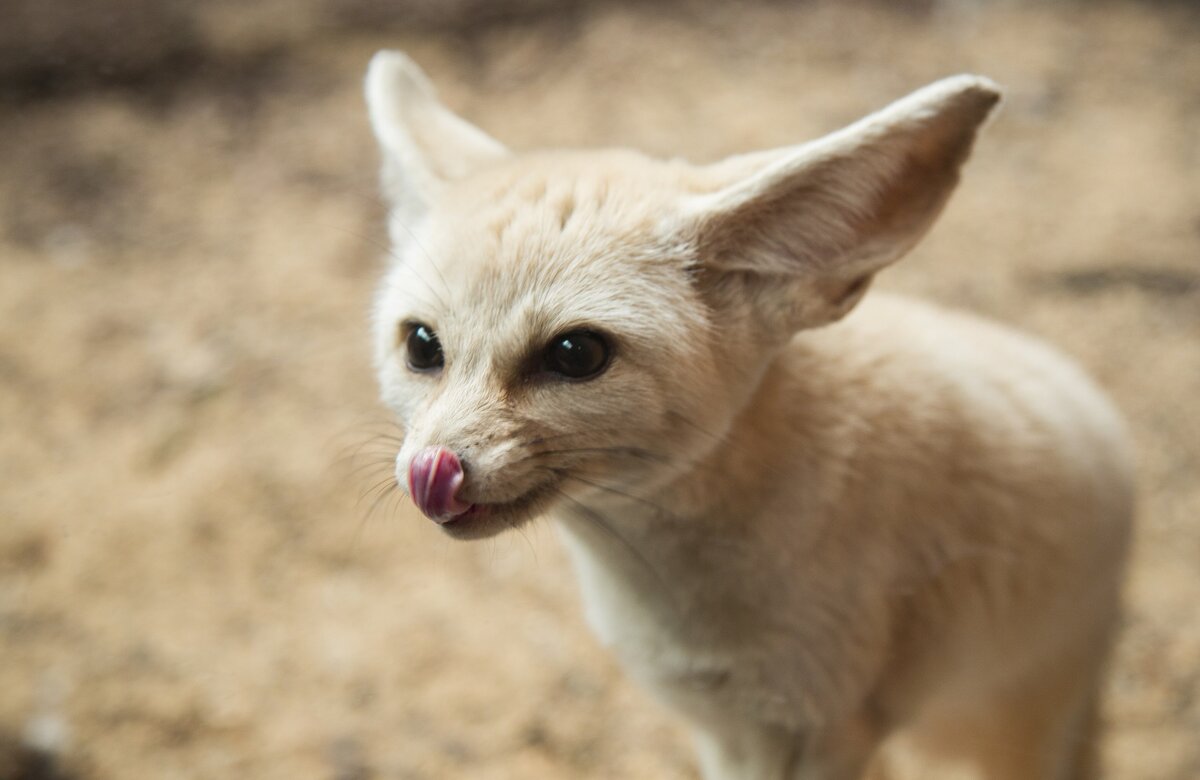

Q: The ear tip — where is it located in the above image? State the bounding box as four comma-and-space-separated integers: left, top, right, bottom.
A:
942, 74, 1004, 116
368, 49, 417, 73
365, 49, 434, 101
367, 50, 411, 80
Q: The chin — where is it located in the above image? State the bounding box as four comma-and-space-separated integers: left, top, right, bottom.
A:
436, 485, 558, 540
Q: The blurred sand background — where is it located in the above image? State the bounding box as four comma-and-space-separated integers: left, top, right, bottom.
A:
1, 0, 1198, 778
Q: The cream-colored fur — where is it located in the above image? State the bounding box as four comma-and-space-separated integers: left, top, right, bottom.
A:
364, 51, 1133, 780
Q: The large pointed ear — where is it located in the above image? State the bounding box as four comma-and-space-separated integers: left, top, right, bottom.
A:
685, 75, 1000, 330
365, 50, 510, 223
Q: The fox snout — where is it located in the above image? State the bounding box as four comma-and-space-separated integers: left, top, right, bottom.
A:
405, 446, 472, 522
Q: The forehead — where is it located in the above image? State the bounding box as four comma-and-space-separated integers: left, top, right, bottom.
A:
386, 152, 699, 349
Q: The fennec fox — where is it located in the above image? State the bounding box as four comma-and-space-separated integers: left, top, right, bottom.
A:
364, 51, 1133, 780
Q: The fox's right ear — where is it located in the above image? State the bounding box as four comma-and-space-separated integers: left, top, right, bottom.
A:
365, 51, 510, 225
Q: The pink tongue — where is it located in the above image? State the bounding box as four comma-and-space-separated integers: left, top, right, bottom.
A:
408, 446, 472, 523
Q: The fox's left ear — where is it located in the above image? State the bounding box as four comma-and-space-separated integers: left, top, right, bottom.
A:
684, 75, 1000, 330
365, 51, 510, 226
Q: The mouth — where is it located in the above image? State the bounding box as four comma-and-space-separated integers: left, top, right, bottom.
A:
435, 481, 560, 540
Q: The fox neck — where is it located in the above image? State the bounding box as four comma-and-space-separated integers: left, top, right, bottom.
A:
550, 346, 827, 657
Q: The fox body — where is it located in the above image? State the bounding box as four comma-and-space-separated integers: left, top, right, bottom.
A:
365, 52, 1133, 779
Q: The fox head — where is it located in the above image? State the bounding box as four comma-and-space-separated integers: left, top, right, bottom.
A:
365, 51, 999, 539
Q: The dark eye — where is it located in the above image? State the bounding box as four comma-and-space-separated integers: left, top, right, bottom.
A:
543, 330, 611, 380
404, 322, 444, 372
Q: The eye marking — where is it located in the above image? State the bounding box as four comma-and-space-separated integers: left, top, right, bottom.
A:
542, 329, 611, 381
402, 321, 444, 373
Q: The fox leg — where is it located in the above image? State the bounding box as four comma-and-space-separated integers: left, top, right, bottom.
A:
907, 634, 1109, 780
692, 714, 881, 780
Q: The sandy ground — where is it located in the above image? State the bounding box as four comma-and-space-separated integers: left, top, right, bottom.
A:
1, 1, 1198, 778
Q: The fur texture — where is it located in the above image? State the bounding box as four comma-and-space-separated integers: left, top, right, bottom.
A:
364, 50, 1133, 779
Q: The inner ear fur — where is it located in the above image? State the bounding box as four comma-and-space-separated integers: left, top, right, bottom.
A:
687, 75, 1001, 329
365, 50, 510, 222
